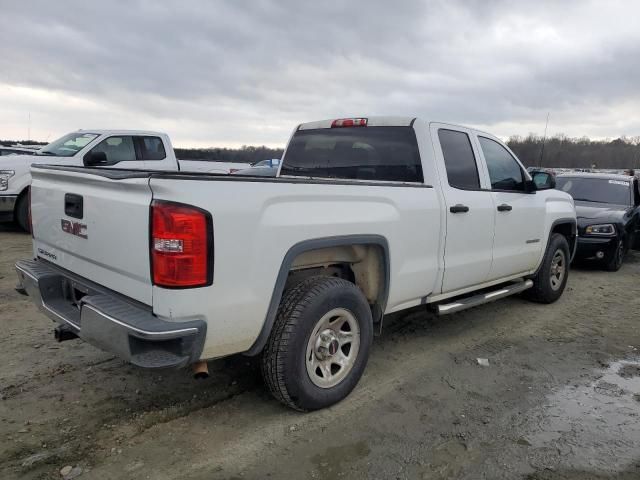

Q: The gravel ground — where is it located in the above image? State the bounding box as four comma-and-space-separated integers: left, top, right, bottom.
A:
1, 223, 639, 479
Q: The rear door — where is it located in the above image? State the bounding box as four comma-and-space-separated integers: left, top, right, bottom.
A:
431, 124, 495, 292
30, 167, 154, 305
475, 135, 545, 278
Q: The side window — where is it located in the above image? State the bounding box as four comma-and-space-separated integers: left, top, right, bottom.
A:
479, 137, 525, 191
90, 136, 136, 163
438, 129, 480, 189
137, 136, 166, 160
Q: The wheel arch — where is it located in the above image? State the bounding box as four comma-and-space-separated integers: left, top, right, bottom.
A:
531, 218, 577, 277
550, 218, 577, 260
244, 234, 390, 356
14, 186, 30, 224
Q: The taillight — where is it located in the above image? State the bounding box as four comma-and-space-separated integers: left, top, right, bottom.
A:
331, 118, 367, 128
151, 201, 213, 288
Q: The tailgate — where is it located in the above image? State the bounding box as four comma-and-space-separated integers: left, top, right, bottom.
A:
30, 167, 154, 305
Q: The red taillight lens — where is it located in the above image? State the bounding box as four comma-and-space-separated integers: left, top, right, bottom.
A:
331, 118, 367, 128
151, 201, 212, 288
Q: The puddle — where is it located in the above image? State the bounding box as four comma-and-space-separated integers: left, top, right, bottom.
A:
523, 359, 640, 475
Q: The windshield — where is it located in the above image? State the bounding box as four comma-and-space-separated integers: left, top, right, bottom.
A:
39, 132, 99, 157
556, 176, 631, 205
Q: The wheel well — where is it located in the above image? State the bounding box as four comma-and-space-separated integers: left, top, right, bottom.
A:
15, 187, 29, 209
551, 222, 576, 257
286, 244, 386, 319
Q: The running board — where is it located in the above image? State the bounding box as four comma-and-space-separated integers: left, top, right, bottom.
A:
436, 280, 533, 316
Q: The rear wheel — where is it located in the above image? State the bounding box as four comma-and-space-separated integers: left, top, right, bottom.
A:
15, 192, 30, 233
260, 276, 373, 411
525, 233, 570, 303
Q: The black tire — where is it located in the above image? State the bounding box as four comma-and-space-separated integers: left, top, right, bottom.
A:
260, 276, 373, 411
525, 233, 570, 303
15, 192, 30, 233
604, 238, 625, 272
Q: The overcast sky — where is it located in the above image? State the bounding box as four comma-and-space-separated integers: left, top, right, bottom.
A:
1, 0, 639, 148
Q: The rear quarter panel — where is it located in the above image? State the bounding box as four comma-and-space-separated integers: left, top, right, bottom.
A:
149, 178, 442, 359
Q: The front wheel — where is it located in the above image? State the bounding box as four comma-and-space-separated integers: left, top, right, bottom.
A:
260, 276, 373, 411
525, 233, 570, 303
15, 192, 30, 233
604, 238, 625, 272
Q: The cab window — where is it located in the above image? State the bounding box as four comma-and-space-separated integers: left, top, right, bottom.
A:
137, 136, 166, 160
438, 129, 481, 190
89, 136, 136, 163
479, 137, 525, 191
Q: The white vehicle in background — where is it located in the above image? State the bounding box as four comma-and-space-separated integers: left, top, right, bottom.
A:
17, 116, 576, 411
0, 146, 41, 156
252, 158, 281, 168
0, 130, 237, 231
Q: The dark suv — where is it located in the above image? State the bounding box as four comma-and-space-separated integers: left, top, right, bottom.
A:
556, 173, 640, 271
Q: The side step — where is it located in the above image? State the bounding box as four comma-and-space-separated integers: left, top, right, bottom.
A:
436, 280, 533, 316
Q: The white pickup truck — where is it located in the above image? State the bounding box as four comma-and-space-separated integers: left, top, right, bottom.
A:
16, 117, 576, 411
0, 130, 246, 230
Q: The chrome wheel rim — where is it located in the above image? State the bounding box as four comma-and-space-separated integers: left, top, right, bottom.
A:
550, 249, 566, 291
305, 308, 360, 389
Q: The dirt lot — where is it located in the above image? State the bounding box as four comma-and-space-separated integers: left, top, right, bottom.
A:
1, 224, 639, 480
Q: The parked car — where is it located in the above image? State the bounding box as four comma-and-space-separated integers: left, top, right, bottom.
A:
16, 117, 576, 411
555, 173, 640, 271
0, 130, 233, 231
252, 158, 281, 168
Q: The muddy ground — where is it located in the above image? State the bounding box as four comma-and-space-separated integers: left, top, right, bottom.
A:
1, 223, 639, 480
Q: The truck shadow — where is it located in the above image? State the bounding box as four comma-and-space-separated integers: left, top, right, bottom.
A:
0, 222, 24, 233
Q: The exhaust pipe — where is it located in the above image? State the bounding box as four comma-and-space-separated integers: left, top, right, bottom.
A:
192, 361, 209, 379
54, 324, 79, 342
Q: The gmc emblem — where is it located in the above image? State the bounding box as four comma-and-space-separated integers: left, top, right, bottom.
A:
61, 219, 88, 239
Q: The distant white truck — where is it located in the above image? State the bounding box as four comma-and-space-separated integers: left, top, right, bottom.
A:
0, 130, 246, 230
16, 117, 576, 411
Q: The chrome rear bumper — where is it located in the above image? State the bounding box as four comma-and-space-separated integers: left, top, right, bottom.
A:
15, 259, 206, 368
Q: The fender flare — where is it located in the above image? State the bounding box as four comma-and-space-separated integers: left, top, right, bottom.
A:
244, 234, 390, 356
532, 218, 577, 276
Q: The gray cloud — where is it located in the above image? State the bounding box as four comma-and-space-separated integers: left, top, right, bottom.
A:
1, 0, 639, 146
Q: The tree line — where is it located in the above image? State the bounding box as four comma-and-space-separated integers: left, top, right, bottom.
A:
174, 145, 284, 164
507, 135, 640, 169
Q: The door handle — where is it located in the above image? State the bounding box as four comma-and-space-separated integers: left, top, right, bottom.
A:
449, 204, 469, 213
497, 204, 513, 212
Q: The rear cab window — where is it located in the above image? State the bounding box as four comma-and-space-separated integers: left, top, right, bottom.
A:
280, 126, 423, 183
137, 136, 166, 160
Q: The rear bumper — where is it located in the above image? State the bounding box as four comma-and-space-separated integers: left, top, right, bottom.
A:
15, 259, 206, 368
574, 236, 618, 260
0, 195, 17, 222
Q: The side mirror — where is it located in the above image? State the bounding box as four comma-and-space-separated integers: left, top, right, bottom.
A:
531, 171, 556, 190
83, 151, 110, 166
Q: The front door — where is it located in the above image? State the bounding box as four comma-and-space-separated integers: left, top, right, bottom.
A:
431, 125, 495, 293
476, 135, 545, 278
